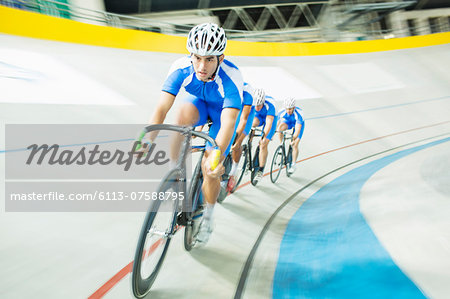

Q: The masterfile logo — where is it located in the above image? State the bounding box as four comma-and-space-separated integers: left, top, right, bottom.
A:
25, 142, 169, 171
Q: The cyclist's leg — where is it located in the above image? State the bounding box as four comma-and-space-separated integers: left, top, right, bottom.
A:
257, 116, 272, 170
250, 116, 265, 182
176, 97, 202, 126
199, 103, 239, 204
197, 103, 242, 243
252, 116, 262, 167
200, 149, 222, 206
292, 123, 305, 164
170, 96, 207, 162
277, 121, 289, 143
195, 148, 221, 244
231, 107, 255, 165
252, 114, 261, 128
259, 137, 269, 169
259, 116, 277, 169
247, 115, 260, 145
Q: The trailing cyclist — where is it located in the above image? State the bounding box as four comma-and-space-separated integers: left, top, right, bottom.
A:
227, 83, 264, 191
276, 97, 305, 174
249, 90, 277, 184
147, 23, 244, 245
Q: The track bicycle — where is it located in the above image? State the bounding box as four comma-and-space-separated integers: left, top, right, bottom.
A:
216, 152, 233, 203
230, 127, 265, 189
217, 127, 264, 203
131, 124, 220, 299
270, 129, 294, 183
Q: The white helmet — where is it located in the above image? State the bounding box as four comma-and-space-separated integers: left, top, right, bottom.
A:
284, 97, 296, 109
187, 23, 227, 56
253, 88, 266, 106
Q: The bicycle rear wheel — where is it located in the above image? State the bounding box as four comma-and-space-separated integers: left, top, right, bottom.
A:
231, 144, 248, 193
270, 145, 284, 183
251, 145, 260, 186
286, 145, 293, 177
184, 160, 203, 251
132, 169, 182, 298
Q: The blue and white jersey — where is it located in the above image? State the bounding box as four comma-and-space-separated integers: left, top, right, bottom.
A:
255, 96, 276, 120
242, 82, 254, 107
162, 56, 243, 110
278, 107, 305, 125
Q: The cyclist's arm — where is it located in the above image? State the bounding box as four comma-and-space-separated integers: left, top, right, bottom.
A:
215, 107, 240, 156
149, 91, 176, 125
292, 108, 304, 140
263, 115, 275, 139
293, 123, 302, 140
235, 105, 252, 136
145, 91, 176, 142
275, 116, 281, 130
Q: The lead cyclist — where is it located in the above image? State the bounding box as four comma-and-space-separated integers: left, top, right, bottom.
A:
146, 23, 244, 245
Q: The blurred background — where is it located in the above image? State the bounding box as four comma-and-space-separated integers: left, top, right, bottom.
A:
1, 0, 449, 42
1, 1, 449, 299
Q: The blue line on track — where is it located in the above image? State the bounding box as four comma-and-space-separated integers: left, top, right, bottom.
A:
305, 96, 449, 121
273, 136, 450, 298
2, 96, 447, 153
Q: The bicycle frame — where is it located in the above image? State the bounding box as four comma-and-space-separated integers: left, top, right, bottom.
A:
246, 127, 264, 173
270, 129, 294, 183
280, 129, 293, 165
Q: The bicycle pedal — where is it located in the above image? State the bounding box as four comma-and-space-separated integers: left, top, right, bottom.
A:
176, 213, 188, 226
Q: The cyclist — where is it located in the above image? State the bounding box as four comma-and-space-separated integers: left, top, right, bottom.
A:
249, 90, 277, 184
147, 23, 243, 245
227, 84, 264, 191
276, 97, 305, 174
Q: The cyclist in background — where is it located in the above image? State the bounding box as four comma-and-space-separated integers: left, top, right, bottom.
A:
250, 91, 277, 184
147, 23, 244, 245
227, 84, 265, 191
276, 97, 305, 174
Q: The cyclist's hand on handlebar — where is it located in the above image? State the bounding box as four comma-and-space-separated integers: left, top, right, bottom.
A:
133, 130, 151, 157
204, 154, 225, 179
134, 140, 151, 157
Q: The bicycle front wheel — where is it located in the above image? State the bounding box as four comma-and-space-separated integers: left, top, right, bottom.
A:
132, 169, 182, 298
270, 145, 284, 183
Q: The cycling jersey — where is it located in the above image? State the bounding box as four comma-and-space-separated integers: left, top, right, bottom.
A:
162, 56, 244, 155
245, 96, 277, 140
163, 56, 243, 110
242, 82, 254, 107
240, 82, 256, 137
278, 107, 305, 139
254, 96, 276, 126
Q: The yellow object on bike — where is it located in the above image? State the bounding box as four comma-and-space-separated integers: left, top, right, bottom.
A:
210, 147, 221, 170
